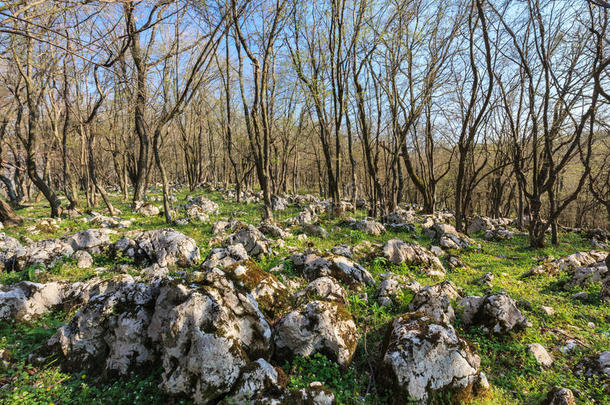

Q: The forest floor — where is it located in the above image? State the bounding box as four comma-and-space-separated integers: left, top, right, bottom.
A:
0, 187, 608, 405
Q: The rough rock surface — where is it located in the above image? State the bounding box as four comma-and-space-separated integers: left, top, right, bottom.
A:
382, 209, 415, 225
0, 281, 65, 322
408, 282, 460, 324
483, 228, 514, 241
528, 343, 553, 367
458, 292, 529, 335
291, 252, 375, 288
294, 276, 347, 305
226, 358, 284, 403
258, 222, 290, 239
273, 300, 358, 367
65, 229, 112, 251
44, 272, 273, 404
526, 250, 607, 277
185, 195, 219, 215
382, 239, 445, 277
375, 274, 421, 307
302, 223, 329, 238
134, 201, 160, 217
542, 386, 576, 405
221, 260, 291, 318
271, 195, 288, 211
48, 280, 157, 375
201, 243, 249, 271
212, 218, 241, 235
14, 239, 74, 270
378, 313, 487, 404
113, 228, 200, 268
224, 225, 270, 256
565, 261, 608, 289
73, 250, 94, 269
356, 219, 386, 236
423, 222, 479, 251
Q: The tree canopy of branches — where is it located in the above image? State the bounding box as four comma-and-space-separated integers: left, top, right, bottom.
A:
0, 0, 607, 248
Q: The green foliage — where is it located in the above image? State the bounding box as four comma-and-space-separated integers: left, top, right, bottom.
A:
284, 353, 362, 404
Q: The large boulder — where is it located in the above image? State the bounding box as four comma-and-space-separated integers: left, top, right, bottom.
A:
14, 239, 74, 270
542, 386, 576, 405
47, 280, 157, 375
302, 223, 329, 238
378, 313, 487, 404
224, 225, 270, 257
375, 274, 421, 307
258, 222, 290, 239
526, 250, 607, 277
294, 276, 348, 305
382, 239, 445, 277
458, 292, 529, 335
201, 243, 249, 271
273, 300, 358, 367
291, 252, 375, 288
222, 260, 291, 319
408, 282, 460, 324
0, 281, 65, 322
382, 209, 415, 225
185, 196, 220, 215
64, 229, 112, 252
356, 219, 385, 236
134, 201, 160, 217
271, 195, 288, 211
564, 260, 608, 289
423, 222, 479, 251
112, 228, 200, 268
467, 216, 493, 234
44, 271, 273, 404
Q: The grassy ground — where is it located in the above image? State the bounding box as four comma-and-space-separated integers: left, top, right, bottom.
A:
0, 188, 608, 404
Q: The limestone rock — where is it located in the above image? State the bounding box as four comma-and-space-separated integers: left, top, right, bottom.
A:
528, 343, 553, 367
273, 300, 358, 367
224, 225, 270, 256
356, 219, 385, 236
382, 239, 445, 277
201, 244, 249, 271
458, 292, 529, 335
294, 276, 348, 305
378, 313, 486, 404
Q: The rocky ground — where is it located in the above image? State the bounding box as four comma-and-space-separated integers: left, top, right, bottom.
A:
0, 186, 608, 405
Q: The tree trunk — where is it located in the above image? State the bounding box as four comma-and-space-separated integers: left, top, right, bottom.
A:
0, 196, 21, 226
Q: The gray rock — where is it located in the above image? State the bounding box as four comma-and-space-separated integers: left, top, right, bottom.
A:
408, 282, 459, 324
0, 281, 65, 322
294, 276, 348, 305
65, 229, 112, 251
201, 244, 249, 271
378, 313, 487, 404
291, 253, 375, 288
224, 225, 270, 256
134, 201, 160, 217
528, 343, 553, 367
302, 223, 329, 238
73, 250, 94, 269
356, 219, 385, 236
382, 239, 445, 277
542, 386, 576, 405
375, 274, 421, 307
115, 228, 200, 268
458, 292, 529, 335
273, 300, 358, 367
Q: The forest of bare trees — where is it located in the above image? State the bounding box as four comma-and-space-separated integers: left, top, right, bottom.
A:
0, 0, 608, 248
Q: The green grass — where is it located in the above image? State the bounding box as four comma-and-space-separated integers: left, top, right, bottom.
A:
0, 188, 608, 404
